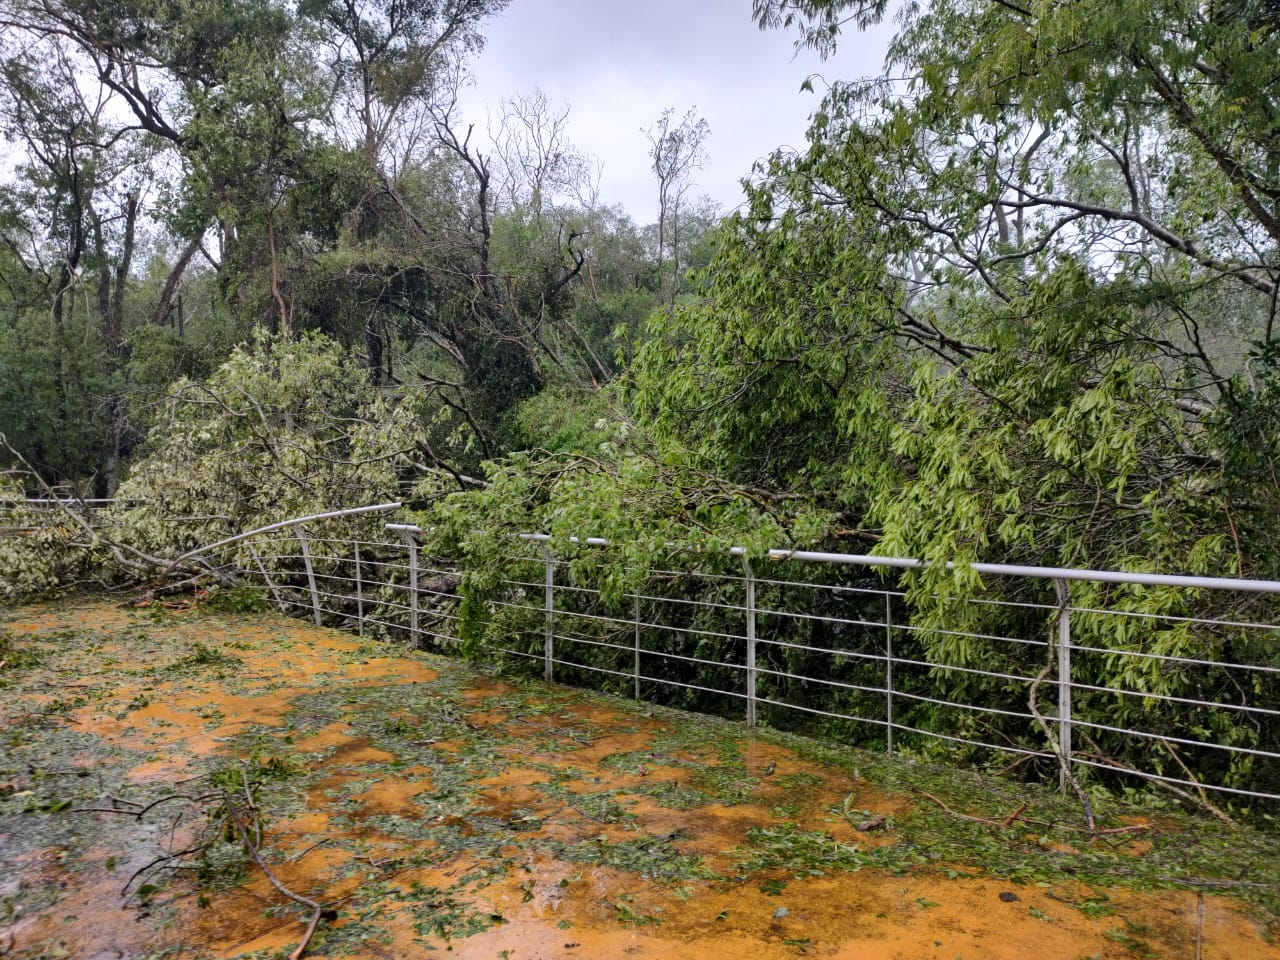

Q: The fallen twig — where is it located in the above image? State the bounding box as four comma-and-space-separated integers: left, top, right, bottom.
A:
1077, 744, 1236, 829
291, 838, 333, 863
914, 790, 1003, 827
220, 789, 329, 960
1195, 892, 1204, 960
121, 840, 215, 897
291, 906, 326, 960
1002, 803, 1027, 828
241, 767, 263, 848
912, 790, 1150, 837
566, 802, 611, 824
73, 792, 219, 820
135, 792, 218, 819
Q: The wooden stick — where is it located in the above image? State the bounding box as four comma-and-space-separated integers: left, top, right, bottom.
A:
1078, 745, 1236, 828
1002, 803, 1027, 828
289, 907, 325, 960
221, 790, 328, 960
1195, 892, 1204, 960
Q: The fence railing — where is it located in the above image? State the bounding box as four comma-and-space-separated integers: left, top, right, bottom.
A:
194, 506, 1280, 804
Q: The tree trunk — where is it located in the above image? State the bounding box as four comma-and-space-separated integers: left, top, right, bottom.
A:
94, 191, 140, 497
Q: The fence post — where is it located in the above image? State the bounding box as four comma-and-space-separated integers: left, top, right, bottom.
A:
743, 555, 757, 728
633, 593, 641, 701
885, 591, 894, 756
353, 540, 364, 638
1055, 578, 1073, 794
295, 527, 322, 627
543, 546, 555, 683
247, 543, 288, 615
395, 528, 419, 643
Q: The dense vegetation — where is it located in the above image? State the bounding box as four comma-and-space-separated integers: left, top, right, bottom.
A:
2, 0, 1278, 802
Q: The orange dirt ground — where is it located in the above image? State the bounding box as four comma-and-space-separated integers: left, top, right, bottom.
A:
1, 599, 1276, 959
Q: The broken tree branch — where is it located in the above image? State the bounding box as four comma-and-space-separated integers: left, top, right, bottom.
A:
220, 789, 328, 960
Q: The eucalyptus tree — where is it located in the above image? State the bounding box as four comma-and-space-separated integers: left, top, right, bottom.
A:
0, 30, 158, 492
644, 107, 710, 307
302, 0, 509, 169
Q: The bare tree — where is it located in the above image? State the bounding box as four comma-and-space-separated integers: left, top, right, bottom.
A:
645, 107, 709, 308
491, 87, 598, 217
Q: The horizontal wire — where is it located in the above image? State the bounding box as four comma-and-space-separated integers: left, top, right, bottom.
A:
1068, 756, 1280, 801
754, 664, 1038, 721
887, 618, 1050, 648
1068, 605, 1280, 632
755, 697, 1052, 758
1066, 642, 1280, 674
756, 636, 886, 666
756, 643, 1042, 686
310, 587, 461, 622
1067, 679, 1280, 717
556, 633, 747, 676
1065, 717, 1280, 760
229, 522, 1280, 802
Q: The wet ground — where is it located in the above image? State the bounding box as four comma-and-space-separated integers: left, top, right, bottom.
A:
1, 597, 1277, 959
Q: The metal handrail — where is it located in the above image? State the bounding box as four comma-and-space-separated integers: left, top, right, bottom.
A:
175, 502, 402, 565
515, 532, 1280, 594
188, 509, 1280, 803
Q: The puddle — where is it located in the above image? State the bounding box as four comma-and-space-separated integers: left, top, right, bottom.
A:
0, 598, 1276, 959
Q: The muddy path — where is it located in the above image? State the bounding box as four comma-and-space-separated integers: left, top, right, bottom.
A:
1, 598, 1277, 959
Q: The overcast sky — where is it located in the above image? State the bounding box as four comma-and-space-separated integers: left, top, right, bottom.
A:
454, 0, 893, 223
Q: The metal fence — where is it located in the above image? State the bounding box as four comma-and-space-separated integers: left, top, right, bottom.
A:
194, 505, 1280, 804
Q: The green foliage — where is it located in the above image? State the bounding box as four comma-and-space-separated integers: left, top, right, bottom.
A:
168, 642, 244, 673
200, 586, 272, 615
0, 332, 451, 601
499, 382, 620, 454
0, 476, 96, 602
0, 625, 41, 673
400, 0, 1277, 798
535, 0, 1280, 797
2, 0, 1276, 807
0, 303, 115, 485
113, 331, 429, 558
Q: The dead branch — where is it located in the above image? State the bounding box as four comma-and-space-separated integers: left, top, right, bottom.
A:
124, 574, 219, 606
1002, 803, 1027, 828
291, 838, 333, 863
911, 789, 1149, 837
120, 838, 217, 897
1077, 744, 1236, 828
220, 789, 329, 960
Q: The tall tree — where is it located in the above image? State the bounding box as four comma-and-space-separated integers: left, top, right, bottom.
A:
644, 107, 709, 308
0, 35, 153, 492
303, 0, 508, 169
491, 87, 598, 216
658, 0, 1280, 575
